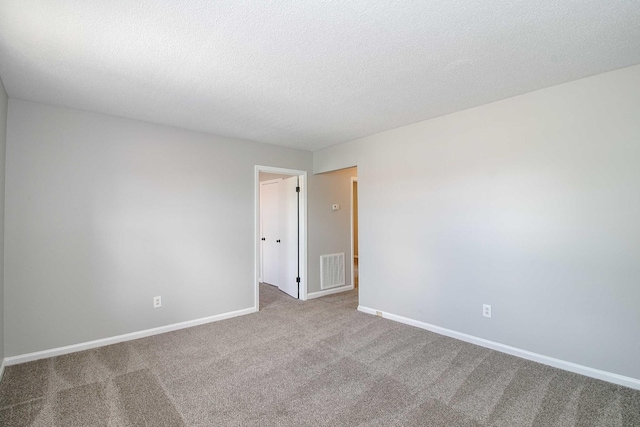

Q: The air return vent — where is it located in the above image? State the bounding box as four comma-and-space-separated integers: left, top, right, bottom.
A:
320, 253, 345, 290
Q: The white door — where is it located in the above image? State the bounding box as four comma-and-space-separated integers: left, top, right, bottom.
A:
260, 181, 280, 286
278, 176, 299, 298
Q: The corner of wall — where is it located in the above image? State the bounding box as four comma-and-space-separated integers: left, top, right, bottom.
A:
0, 74, 8, 367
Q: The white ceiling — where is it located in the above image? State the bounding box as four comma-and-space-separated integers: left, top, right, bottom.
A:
1, 1, 639, 151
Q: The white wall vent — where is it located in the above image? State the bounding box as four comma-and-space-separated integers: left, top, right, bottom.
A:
320, 253, 345, 290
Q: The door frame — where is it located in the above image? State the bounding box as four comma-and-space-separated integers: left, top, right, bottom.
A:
350, 177, 358, 291
255, 165, 308, 308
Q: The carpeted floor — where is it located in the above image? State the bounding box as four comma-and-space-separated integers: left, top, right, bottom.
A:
1, 283, 639, 426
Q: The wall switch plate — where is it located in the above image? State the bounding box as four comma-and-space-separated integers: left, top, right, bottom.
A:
483, 304, 491, 318
332, 204, 340, 211
154, 296, 162, 308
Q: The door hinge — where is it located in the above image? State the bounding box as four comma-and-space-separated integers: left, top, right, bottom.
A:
296, 277, 301, 283
296, 186, 300, 193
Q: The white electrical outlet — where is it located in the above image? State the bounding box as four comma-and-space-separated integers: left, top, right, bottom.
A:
483, 304, 491, 318
153, 296, 162, 308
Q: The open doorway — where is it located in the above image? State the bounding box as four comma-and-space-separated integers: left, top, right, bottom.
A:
306, 166, 357, 299
255, 166, 307, 309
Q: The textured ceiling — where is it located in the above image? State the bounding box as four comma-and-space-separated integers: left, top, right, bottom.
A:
1, 1, 639, 151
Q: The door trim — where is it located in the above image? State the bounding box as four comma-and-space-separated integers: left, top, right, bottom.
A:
350, 177, 358, 291
255, 165, 308, 308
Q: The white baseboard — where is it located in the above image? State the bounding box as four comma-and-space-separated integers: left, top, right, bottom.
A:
5, 306, 258, 366
0, 358, 5, 382
307, 284, 354, 299
358, 305, 640, 391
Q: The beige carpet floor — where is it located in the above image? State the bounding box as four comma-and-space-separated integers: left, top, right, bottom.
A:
1, 283, 639, 426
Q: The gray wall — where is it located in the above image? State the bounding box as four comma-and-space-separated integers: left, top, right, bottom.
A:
5, 99, 313, 356
0, 76, 7, 361
308, 167, 357, 293
314, 64, 640, 380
